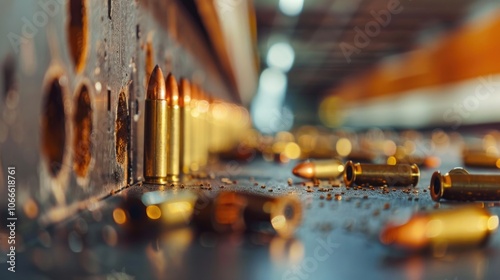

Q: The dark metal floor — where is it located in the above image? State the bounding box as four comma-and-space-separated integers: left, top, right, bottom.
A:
3, 155, 500, 280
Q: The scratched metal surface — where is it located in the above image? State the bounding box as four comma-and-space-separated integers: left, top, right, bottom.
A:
3, 154, 500, 280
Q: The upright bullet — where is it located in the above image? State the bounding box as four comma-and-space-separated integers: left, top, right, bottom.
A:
144, 65, 168, 184
343, 161, 420, 187
198, 89, 209, 168
189, 84, 201, 172
380, 205, 498, 251
166, 73, 181, 181
292, 159, 344, 179
431, 168, 500, 201
179, 78, 192, 175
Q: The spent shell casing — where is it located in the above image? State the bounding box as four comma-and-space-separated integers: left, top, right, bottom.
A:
431, 168, 500, 201
343, 161, 420, 187
380, 205, 498, 251
462, 152, 500, 169
144, 65, 168, 184
192, 191, 302, 237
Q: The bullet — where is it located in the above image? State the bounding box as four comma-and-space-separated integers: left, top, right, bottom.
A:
430, 168, 500, 201
189, 84, 201, 172
179, 78, 192, 175
166, 73, 181, 181
243, 192, 302, 237
462, 152, 500, 168
380, 205, 499, 251
292, 159, 344, 179
198, 89, 209, 168
193, 192, 302, 237
343, 161, 420, 187
144, 65, 168, 184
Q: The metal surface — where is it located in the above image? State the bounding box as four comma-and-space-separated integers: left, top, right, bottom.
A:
3, 156, 500, 279
344, 161, 420, 187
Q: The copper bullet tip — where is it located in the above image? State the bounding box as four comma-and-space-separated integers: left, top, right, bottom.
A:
147, 65, 166, 100
179, 78, 191, 107
292, 162, 314, 178
165, 73, 179, 106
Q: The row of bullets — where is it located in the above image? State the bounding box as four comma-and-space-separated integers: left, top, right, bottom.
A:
144, 65, 250, 183
293, 159, 500, 252
293, 159, 500, 201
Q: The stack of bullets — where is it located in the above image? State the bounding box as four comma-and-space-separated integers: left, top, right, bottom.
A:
143, 65, 251, 183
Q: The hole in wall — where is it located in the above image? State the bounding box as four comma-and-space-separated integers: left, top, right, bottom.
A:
115, 91, 128, 165
41, 78, 67, 177
73, 84, 93, 178
67, 0, 88, 72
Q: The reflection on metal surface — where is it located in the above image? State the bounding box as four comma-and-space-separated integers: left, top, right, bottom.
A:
269, 237, 304, 265
344, 161, 420, 187
380, 205, 499, 252
431, 168, 500, 201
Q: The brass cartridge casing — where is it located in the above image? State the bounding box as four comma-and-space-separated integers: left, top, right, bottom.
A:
463, 152, 500, 168
380, 205, 499, 251
166, 74, 180, 181
343, 161, 420, 187
292, 159, 344, 179
431, 168, 500, 201
193, 192, 302, 237
144, 65, 168, 184
198, 90, 209, 168
189, 84, 201, 172
179, 79, 192, 175
242, 192, 302, 237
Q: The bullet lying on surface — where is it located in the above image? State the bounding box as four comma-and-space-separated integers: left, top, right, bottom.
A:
431, 168, 500, 201
292, 159, 344, 179
144, 65, 168, 184
343, 161, 420, 187
193, 191, 302, 237
380, 205, 498, 251
462, 152, 500, 169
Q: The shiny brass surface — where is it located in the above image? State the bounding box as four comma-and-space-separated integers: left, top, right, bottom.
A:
343, 161, 420, 187
144, 66, 168, 184
292, 159, 344, 179
431, 168, 500, 201
463, 152, 500, 168
179, 79, 192, 175
166, 74, 181, 181
380, 205, 499, 251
